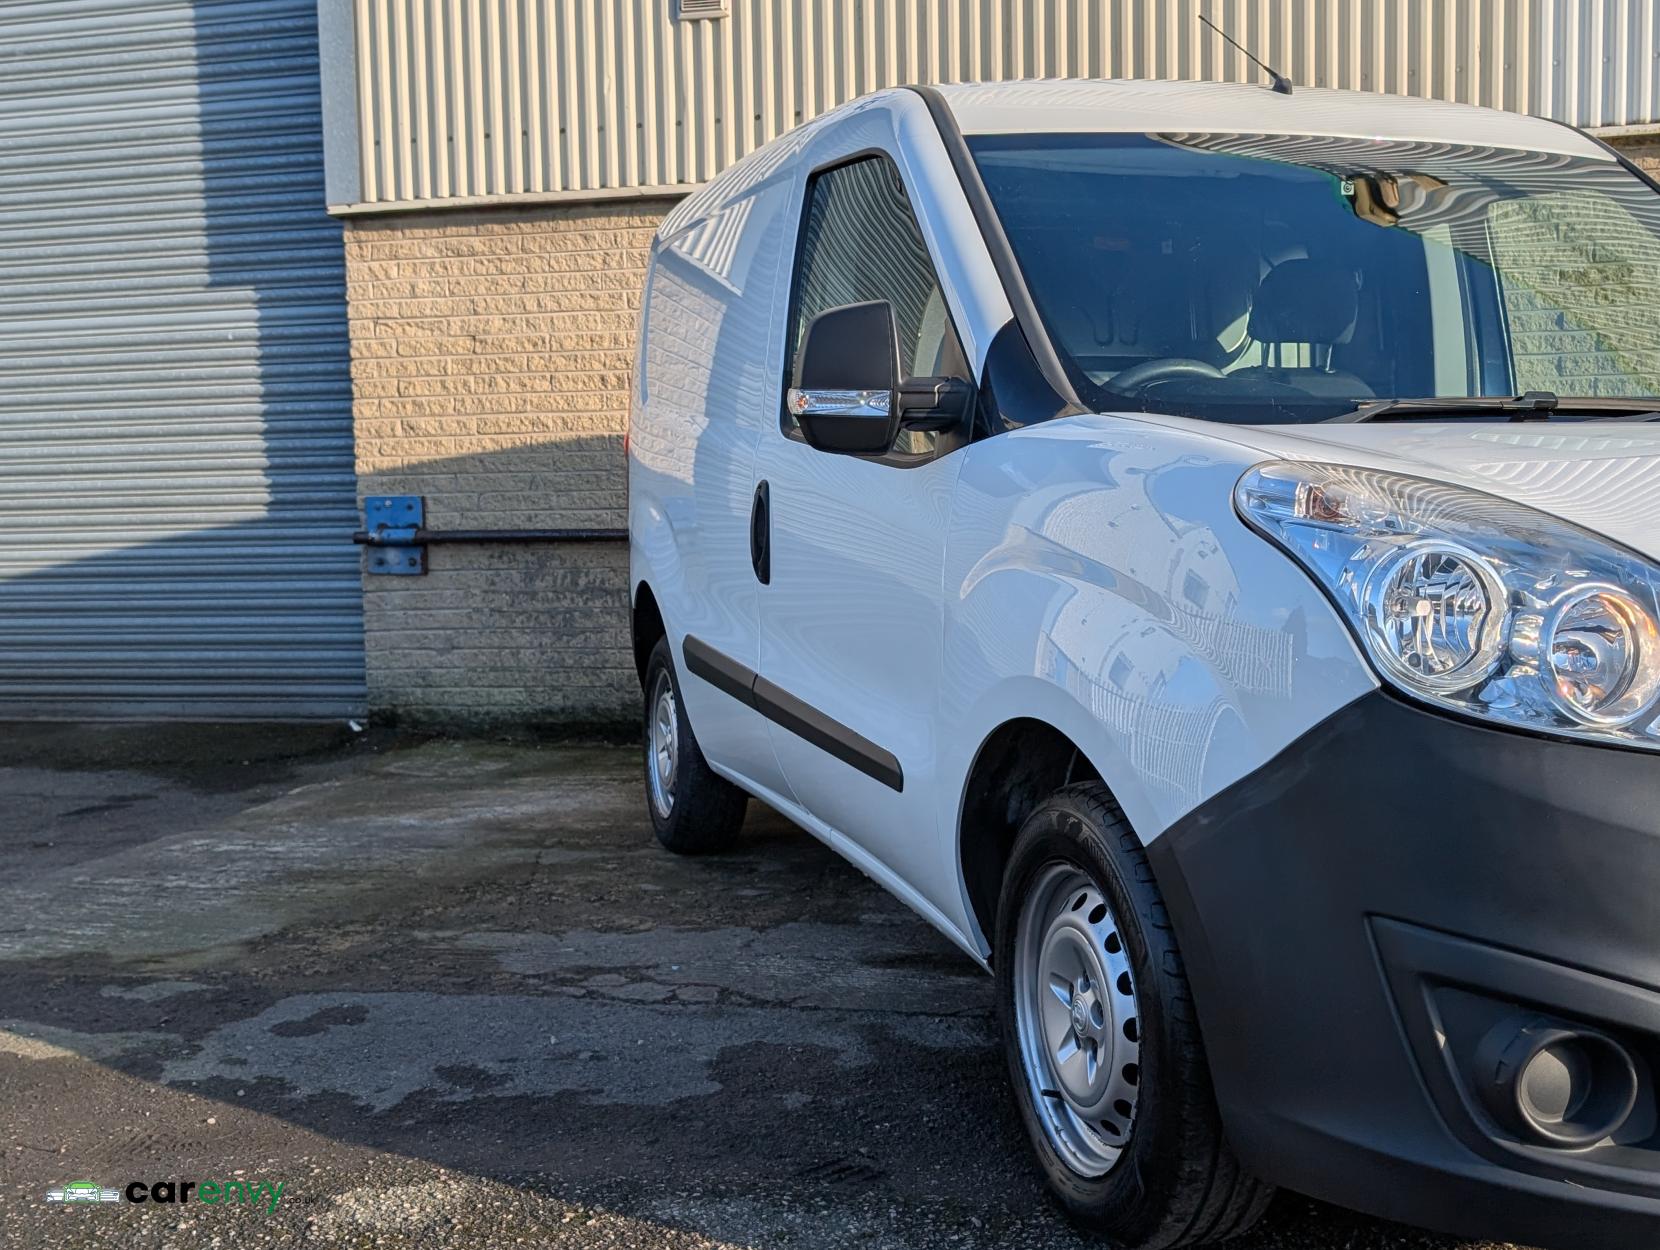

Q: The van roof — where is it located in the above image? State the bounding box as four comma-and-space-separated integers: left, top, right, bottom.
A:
932, 79, 1611, 159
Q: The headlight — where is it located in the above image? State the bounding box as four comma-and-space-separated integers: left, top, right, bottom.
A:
1236, 461, 1660, 749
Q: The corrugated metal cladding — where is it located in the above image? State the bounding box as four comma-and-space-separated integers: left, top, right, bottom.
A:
0, 0, 365, 719
348, 0, 1660, 206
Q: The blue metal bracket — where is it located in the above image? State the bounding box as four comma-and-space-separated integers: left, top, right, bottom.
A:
361, 496, 426, 575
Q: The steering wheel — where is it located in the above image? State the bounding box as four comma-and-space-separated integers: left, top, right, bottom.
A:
1107, 357, 1225, 395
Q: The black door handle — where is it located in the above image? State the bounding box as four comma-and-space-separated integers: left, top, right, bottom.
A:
750, 479, 771, 585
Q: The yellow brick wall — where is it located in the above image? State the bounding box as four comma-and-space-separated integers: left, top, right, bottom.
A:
344, 199, 678, 729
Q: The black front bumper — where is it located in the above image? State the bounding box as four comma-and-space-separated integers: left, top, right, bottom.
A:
1150, 691, 1660, 1250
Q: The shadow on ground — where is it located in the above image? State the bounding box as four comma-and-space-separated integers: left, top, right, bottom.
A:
0, 726, 1523, 1249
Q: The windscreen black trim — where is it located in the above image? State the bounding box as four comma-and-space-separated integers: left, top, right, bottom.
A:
681, 635, 904, 792
906, 84, 1085, 418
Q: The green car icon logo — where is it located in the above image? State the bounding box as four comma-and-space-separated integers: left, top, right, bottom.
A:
47, 1181, 119, 1204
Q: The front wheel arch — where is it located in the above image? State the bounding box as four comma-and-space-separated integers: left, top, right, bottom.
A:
996, 782, 1273, 1245
957, 717, 1103, 961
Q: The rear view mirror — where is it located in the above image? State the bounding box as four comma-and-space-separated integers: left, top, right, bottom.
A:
787, 301, 900, 454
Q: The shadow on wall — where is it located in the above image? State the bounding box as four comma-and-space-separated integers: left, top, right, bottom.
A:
356, 434, 637, 733
0, 0, 362, 721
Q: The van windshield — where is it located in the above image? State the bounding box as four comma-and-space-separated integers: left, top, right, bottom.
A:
968, 132, 1660, 424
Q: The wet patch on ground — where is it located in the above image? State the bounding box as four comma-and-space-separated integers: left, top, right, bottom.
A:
0, 729, 1524, 1249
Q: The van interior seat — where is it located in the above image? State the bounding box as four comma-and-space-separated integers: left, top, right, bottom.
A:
1231, 258, 1376, 398
1108, 254, 1208, 358
1049, 248, 1228, 369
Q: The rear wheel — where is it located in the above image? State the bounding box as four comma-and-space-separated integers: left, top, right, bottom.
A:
643, 638, 747, 854
996, 782, 1272, 1248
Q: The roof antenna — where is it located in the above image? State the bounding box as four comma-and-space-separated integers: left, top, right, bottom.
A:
1198, 12, 1293, 95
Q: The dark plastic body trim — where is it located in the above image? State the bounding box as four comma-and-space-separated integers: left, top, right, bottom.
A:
1149, 688, 1660, 1250
974, 319, 1081, 434
752, 674, 904, 791
749, 480, 771, 584
681, 635, 755, 707
680, 634, 904, 792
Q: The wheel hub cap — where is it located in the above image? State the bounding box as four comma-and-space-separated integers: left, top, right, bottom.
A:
647, 674, 678, 819
1014, 864, 1143, 1177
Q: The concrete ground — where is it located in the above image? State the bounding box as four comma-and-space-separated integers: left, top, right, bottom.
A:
0, 726, 1528, 1250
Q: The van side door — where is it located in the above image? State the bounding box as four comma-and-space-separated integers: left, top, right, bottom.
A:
752, 149, 975, 898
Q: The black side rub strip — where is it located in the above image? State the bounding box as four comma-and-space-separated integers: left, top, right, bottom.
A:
751, 675, 904, 792
681, 635, 754, 706
681, 635, 904, 792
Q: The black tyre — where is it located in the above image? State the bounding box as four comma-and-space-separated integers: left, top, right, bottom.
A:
996, 782, 1272, 1248
643, 638, 748, 854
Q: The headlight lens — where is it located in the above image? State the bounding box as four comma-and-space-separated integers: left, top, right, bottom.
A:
1236, 461, 1660, 748
1541, 587, 1660, 725
1361, 543, 1507, 693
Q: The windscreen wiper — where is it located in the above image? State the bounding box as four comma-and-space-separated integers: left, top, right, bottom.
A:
1328, 391, 1660, 423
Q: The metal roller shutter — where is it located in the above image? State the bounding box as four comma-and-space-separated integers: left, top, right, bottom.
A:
0, 0, 364, 719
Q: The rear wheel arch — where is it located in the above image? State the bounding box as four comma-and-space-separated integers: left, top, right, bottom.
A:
957, 717, 1108, 958
631, 581, 666, 690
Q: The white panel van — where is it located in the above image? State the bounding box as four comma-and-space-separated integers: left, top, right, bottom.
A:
627, 79, 1660, 1249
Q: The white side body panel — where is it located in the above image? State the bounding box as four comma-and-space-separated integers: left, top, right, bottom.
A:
629, 142, 802, 796
633, 88, 1384, 961
932, 415, 1378, 947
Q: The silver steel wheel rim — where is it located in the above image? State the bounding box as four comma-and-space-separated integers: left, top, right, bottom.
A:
647, 671, 678, 819
1014, 863, 1143, 1177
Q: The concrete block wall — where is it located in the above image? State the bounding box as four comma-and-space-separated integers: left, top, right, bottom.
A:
1493, 135, 1660, 396
344, 199, 678, 730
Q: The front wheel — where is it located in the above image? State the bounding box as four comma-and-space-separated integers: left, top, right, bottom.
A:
996, 783, 1273, 1248
643, 638, 747, 854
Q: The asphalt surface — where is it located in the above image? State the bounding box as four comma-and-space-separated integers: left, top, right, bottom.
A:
0, 724, 1531, 1249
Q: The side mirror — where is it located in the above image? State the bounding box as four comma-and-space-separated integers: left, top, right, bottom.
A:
787, 301, 900, 454
787, 300, 978, 455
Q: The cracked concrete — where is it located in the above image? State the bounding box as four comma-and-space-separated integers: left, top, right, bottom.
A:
161, 989, 986, 1112
0, 727, 1525, 1249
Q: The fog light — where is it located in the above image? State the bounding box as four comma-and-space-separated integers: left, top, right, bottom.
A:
1476, 1015, 1639, 1148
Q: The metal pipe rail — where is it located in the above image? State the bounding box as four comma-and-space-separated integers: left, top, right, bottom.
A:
355, 495, 626, 575
352, 527, 627, 545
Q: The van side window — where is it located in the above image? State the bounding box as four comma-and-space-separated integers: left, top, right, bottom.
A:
784, 155, 970, 458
